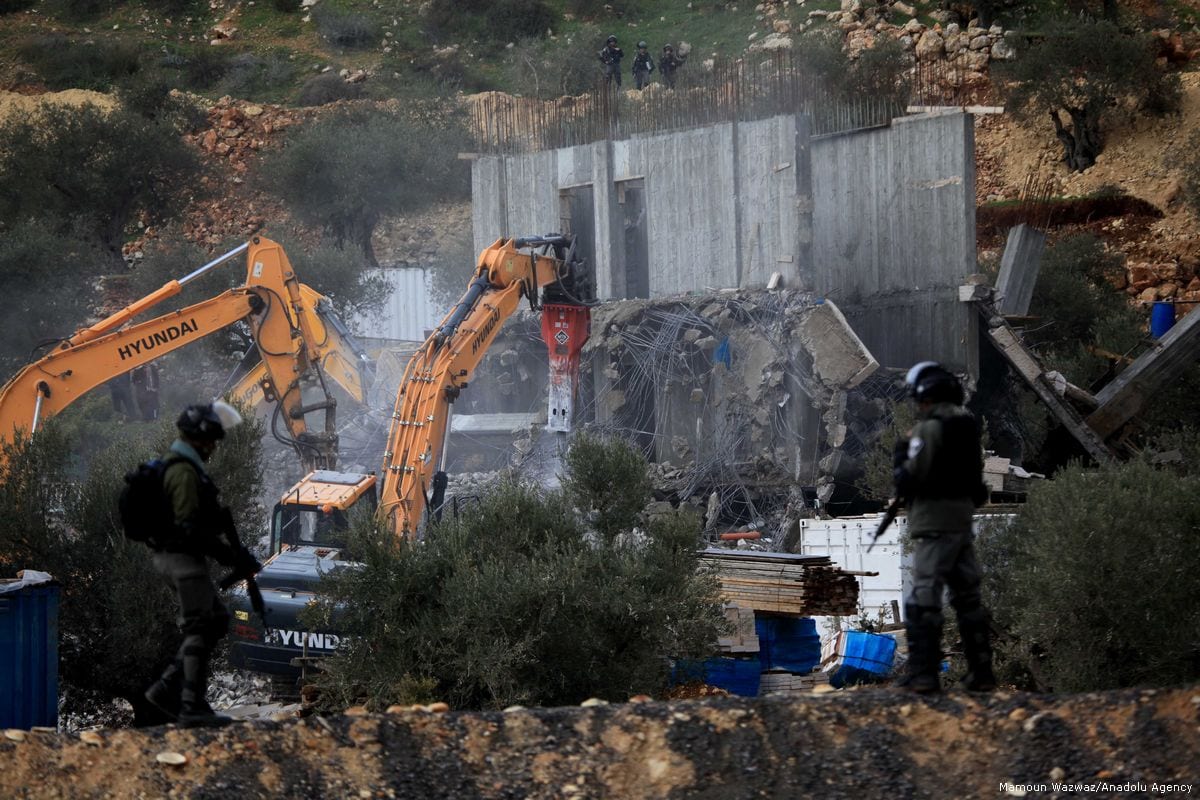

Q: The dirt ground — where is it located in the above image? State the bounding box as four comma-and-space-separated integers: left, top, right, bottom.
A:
2, 685, 1197, 799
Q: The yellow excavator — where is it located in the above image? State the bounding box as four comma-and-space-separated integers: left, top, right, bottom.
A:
227, 234, 593, 681
0, 236, 373, 472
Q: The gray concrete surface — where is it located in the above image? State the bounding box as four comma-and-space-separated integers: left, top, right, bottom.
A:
472, 110, 976, 373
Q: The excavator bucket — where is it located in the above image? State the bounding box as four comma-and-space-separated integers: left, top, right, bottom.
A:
541, 304, 590, 433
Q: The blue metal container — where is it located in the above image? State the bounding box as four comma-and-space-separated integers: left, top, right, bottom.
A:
0, 580, 60, 730
1150, 301, 1176, 339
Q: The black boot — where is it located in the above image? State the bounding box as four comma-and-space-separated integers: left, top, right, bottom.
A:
144, 660, 182, 722
177, 638, 231, 728
896, 604, 942, 694
957, 606, 996, 692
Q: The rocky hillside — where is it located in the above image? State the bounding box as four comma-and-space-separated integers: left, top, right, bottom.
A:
3, 686, 1198, 799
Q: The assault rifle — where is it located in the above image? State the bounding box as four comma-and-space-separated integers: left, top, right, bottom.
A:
866, 496, 903, 553
216, 508, 266, 622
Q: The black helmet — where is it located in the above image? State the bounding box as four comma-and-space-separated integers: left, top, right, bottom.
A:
904, 361, 963, 405
637, 40, 648, 49
664, 43, 674, 51
606, 34, 618, 44
176, 400, 243, 441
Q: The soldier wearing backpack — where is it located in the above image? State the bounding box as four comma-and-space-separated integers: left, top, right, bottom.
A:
139, 401, 262, 728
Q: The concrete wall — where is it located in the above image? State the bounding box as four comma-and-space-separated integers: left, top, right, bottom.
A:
810, 111, 976, 372
473, 115, 812, 298
472, 110, 976, 372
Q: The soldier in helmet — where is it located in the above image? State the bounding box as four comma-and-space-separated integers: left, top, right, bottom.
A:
632, 41, 655, 90
892, 362, 995, 694
142, 401, 262, 727
598, 34, 624, 87
659, 43, 686, 89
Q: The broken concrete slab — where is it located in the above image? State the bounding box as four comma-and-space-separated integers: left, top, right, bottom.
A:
995, 224, 1046, 317
794, 299, 879, 389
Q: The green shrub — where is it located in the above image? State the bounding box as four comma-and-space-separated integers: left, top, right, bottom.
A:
561, 431, 651, 542
423, 0, 554, 43
565, 0, 644, 19
16, 35, 141, 91
1026, 234, 1136, 359
313, 7, 379, 49
856, 398, 916, 504
215, 51, 297, 102
158, 47, 229, 91
978, 459, 1200, 691
297, 72, 365, 106
0, 0, 36, 14
271, 0, 301, 12
56, 0, 120, 19
306, 442, 723, 711
0, 101, 202, 260
0, 222, 101, 378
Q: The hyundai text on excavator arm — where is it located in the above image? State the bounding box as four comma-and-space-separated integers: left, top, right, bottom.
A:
0, 236, 372, 472
227, 234, 592, 683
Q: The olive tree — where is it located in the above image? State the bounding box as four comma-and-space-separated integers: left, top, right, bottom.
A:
0, 101, 202, 262
306, 436, 724, 711
256, 108, 470, 266
978, 458, 1200, 691
996, 19, 1180, 171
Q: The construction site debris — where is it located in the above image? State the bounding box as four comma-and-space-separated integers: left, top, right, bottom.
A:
700, 548, 860, 616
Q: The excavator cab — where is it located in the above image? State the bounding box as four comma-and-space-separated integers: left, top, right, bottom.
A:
271, 470, 377, 554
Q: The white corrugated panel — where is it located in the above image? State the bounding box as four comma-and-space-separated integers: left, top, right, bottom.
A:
799, 512, 1014, 643
352, 268, 441, 342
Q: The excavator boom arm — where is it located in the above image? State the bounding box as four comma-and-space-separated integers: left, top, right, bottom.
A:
0, 237, 354, 472
377, 236, 583, 538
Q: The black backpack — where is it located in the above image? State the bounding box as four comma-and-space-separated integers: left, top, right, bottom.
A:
119, 456, 188, 545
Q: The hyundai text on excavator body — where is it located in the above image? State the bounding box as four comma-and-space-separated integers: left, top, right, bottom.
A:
226, 235, 592, 684
0, 236, 373, 472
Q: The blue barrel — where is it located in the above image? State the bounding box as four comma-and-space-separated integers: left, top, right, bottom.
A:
0, 579, 60, 729
1150, 301, 1176, 339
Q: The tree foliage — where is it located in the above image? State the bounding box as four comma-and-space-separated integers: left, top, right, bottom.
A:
791, 28, 911, 109
561, 431, 653, 542
856, 398, 917, 504
1025, 234, 1136, 360
0, 101, 201, 260
306, 437, 723, 711
0, 415, 264, 723
256, 108, 470, 265
977, 458, 1200, 691
0, 221, 102, 379
995, 19, 1180, 171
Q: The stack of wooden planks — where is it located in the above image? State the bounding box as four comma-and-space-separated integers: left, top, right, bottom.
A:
759, 668, 831, 694
700, 548, 861, 616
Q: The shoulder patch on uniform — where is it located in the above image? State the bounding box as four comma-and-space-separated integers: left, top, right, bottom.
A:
907, 437, 925, 461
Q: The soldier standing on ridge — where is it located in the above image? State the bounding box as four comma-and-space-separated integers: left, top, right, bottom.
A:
660, 43, 686, 89
892, 362, 995, 695
599, 34, 624, 87
632, 41, 655, 90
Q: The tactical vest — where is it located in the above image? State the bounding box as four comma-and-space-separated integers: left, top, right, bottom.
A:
919, 413, 983, 500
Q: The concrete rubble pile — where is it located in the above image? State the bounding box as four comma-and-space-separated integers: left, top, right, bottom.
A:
583, 289, 881, 535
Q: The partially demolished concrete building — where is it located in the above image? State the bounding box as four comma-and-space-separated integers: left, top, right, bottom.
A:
466, 108, 978, 512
